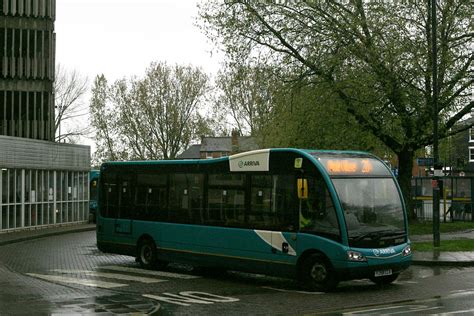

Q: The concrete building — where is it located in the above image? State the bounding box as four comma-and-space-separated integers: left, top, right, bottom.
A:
1, 0, 90, 232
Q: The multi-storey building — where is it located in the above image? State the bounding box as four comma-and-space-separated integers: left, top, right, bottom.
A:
0, 0, 91, 232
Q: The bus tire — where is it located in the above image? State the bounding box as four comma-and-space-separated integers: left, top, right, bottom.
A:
299, 254, 339, 292
137, 238, 168, 270
370, 273, 399, 286
137, 238, 158, 269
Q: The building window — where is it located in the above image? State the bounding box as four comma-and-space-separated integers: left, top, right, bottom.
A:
470, 128, 474, 142
470, 147, 474, 162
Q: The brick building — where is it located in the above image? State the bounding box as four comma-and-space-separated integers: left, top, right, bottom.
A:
177, 130, 259, 159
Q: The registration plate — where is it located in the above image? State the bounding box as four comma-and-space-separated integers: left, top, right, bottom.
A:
374, 269, 392, 277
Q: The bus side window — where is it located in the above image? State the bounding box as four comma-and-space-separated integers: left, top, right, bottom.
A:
135, 173, 167, 221
189, 174, 204, 224
118, 176, 134, 219
249, 174, 296, 231
101, 171, 118, 218
250, 175, 273, 228
207, 173, 245, 226
169, 174, 204, 224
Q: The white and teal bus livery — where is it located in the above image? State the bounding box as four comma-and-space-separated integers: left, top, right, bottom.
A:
96, 148, 412, 291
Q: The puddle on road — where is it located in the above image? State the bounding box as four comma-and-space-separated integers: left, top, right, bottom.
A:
399, 266, 474, 280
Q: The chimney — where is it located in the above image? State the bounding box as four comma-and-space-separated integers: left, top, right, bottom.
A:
231, 129, 239, 154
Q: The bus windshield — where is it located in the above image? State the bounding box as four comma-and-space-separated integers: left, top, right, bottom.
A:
331, 178, 406, 248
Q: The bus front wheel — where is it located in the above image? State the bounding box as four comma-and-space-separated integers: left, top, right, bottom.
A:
299, 254, 339, 292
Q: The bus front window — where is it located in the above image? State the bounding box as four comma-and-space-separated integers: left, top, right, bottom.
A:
331, 178, 406, 248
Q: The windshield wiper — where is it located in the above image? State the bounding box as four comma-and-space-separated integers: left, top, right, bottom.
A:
378, 230, 406, 238
351, 230, 405, 242
351, 231, 384, 241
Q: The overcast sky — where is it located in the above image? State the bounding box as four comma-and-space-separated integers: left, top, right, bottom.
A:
55, 0, 222, 82
55, 0, 223, 148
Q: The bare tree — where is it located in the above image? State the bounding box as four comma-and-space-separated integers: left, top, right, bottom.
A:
89, 62, 210, 163
54, 64, 89, 143
215, 62, 278, 136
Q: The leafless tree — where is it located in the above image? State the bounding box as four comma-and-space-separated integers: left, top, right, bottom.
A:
54, 64, 89, 143
90, 62, 210, 163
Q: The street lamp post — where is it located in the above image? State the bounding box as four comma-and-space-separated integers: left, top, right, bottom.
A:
431, 0, 441, 248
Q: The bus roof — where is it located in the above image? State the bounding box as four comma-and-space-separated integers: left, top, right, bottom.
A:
100, 148, 391, 177
100, 148, 376, 167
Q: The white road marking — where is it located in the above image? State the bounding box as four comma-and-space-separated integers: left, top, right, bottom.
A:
51, 269, 167, 284
432, 308, 474, 315
143, 291, 239, 307
447, 290, 474, 298
395, 280, 418, 284
261, 286, 324, 295
101, 265, 199, 279
144, 293, 214, 307
342, 305, 442, 315
350, 279, 417, 285
26, 273, 126, 289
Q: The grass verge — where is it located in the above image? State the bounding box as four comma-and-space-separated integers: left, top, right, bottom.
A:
412, 239, 474, 252
409, 221, 474, 236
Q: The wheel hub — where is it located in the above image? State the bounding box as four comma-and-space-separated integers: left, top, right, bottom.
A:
141, 246, 151, 264
310, 263, 327, 282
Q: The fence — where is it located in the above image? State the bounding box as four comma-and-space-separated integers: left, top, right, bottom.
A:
412, 176, 474, 222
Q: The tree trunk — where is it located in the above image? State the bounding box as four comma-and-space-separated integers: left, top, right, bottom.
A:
397, 149, 416, 221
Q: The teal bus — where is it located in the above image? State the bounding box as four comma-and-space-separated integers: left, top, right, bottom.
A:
96, 148, 411, 291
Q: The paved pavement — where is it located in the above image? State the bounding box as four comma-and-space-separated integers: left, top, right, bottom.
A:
0, 223, 96, 246
0, 223, 473, 266
410, 229, 474, 266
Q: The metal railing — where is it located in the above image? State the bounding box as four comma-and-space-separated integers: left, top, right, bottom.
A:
412, 176, 474, 222
413, 198, 473, 222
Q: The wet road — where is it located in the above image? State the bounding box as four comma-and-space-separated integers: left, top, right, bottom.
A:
0, 231, 474, 315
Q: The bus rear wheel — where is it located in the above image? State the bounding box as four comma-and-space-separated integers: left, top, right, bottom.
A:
370, 273, 399, 286
299, 254, 339, 292
137, 239, 157, 269
137, 238, 168, 270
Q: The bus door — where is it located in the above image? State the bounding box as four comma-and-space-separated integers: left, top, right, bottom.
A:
298, 174, 342, 249
114, 178, 133, 238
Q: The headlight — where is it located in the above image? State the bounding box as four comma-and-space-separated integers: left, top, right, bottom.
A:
347, 250, 367, 262
402, 245, 411, 256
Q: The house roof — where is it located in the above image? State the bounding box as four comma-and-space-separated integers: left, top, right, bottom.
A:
176, 136, 259, 159
201, 136, 258, 152
176, 144, 201, 159
238, 136, 259, 151
201, 137, 231, 152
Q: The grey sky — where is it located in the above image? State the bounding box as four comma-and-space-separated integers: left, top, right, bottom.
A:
55, 0, 224, 148
55, 0, 222, 82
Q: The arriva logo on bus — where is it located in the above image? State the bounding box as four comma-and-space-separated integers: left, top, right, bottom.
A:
374, 248, 396, 257
229, 149, 270, 172
373, 248, 396, 256
238, 160, 260, 168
